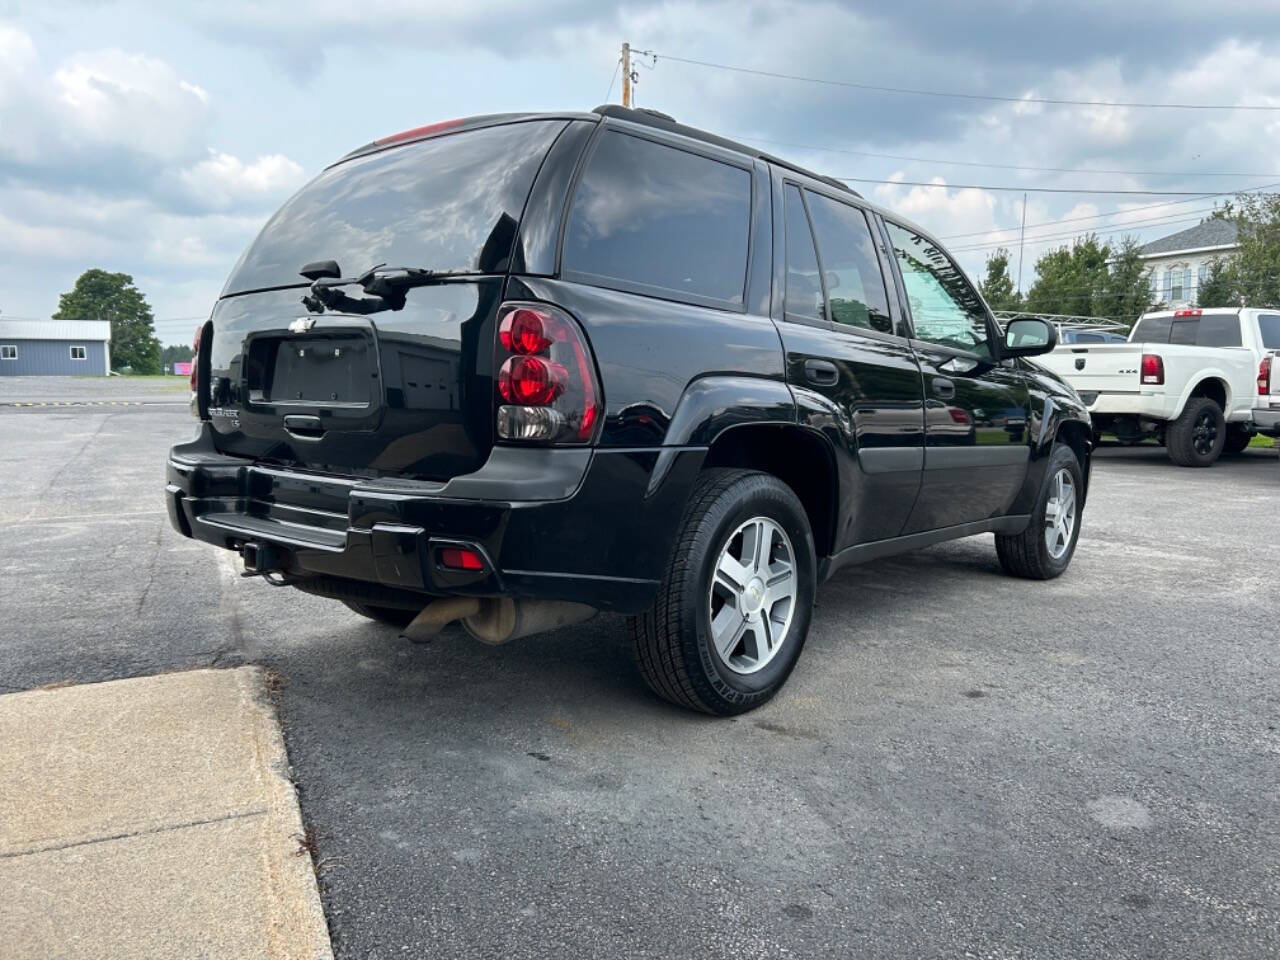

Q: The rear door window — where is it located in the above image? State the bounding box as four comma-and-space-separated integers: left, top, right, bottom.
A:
562, 131, 752, 306
804, 191, 894, 334
224, 120, 566, 295
1259, 314, 1280, 349
783, 185, 824, 323
1196, 315, 1242, 347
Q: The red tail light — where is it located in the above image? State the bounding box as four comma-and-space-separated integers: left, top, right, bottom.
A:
189, 324, 202, 392
494, 302, 600, 444
1141, 353, 1164, 385
1174, 308, 1202, 318
1260, 354, 1274, 396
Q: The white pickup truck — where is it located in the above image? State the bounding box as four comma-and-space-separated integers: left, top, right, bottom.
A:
1036, 308, 1280, 466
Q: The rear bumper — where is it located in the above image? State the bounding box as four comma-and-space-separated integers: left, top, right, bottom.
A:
1255, 406, 1280, 435
166, 423, 704, 613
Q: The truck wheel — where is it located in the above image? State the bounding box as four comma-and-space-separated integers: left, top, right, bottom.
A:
1222, 426, 1252, 455
629, 469, 816, 716
995, 443, 1083, 580
1166, 397, 1225, 467
343, 600, 417, 629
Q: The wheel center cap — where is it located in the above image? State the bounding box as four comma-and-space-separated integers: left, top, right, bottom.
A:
742, 577, 766, 616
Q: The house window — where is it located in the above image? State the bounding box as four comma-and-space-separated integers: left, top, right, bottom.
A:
70, 345, 87, 360
1170, 268, 1185, 302
0, 345, 16, 360
1149, 271, 1160, 300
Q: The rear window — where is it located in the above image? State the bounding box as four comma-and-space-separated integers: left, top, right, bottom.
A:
223, 120, 566, 295
1257, 314, 1280, 349
562, 131, 751, 306
1130, 317, 1172, 343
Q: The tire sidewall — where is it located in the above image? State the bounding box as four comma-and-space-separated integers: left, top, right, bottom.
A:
686, 477, 816, 710
1033, 446, 1084, 576
1176, 398, 1225, 466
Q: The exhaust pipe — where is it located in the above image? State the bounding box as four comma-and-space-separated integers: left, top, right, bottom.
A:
400, 597, 596, 645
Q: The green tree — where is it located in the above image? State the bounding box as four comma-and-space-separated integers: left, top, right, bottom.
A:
1025, 234, 1110, 316
1196, 258, 1236, 307
1096, 236, 1152, 322
978, 248, 1021, 311
1223, 192, 1280, 307
52, 269, 160, 374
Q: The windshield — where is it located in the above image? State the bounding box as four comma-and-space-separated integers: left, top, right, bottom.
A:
222, 119, 566, 296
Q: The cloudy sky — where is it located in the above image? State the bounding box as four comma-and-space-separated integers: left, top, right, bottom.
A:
3, 1, 1280, 344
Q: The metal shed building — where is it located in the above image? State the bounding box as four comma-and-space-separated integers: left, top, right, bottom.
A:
0, 319, 111, 376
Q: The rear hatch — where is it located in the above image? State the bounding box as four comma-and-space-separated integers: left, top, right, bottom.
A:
1036, 343, 1145, 400
205, 118, 571, 480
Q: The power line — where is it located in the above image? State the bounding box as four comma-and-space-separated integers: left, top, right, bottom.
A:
651, 52, 1280, 112
947, 209, 1219, 254
841, 177, 1253, 196
735, 136, 1280, 180
604, 56, 621, 104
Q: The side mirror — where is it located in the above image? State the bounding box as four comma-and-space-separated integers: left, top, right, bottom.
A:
299, 259, 342, 281
1002, 316, 1058, 358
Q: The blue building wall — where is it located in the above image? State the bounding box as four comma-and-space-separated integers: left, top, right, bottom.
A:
0, 339, 110, 376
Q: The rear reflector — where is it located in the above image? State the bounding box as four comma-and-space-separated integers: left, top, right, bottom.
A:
439, 547, 484, 571
1141, 353, 1164, 385
374, 118, 464, 146
1260, 354, 1273, 396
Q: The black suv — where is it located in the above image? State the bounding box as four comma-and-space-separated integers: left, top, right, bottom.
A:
168, 106, 1091, 715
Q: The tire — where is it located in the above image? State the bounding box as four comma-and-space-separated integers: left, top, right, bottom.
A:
343, 600, 418, 629
629, 469, 817, 716
995, 443, 1084, 580
1221, 426, 1252, 456
1166, 396, 1225, 467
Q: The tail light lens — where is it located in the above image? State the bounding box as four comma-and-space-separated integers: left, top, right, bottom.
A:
1260, 354, 1273, 396
189, 324, 202, 393
494, 302, 600, 444
1140, 353, 1164, 385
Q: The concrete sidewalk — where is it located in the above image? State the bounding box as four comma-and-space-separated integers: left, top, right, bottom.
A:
0, 668, 332, 960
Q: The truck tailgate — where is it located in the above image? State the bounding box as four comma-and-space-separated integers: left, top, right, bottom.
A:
1035, 344, 1142, 396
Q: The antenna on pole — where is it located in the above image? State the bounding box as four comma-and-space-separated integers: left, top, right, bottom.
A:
621, 43, 632, 107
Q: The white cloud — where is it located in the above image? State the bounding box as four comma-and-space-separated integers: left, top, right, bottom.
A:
179, 151, 307, 210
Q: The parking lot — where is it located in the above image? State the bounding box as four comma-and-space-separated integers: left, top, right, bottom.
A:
2, 378, 1277, 959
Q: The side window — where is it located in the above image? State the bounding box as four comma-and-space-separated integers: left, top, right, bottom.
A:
0, 345, 16, 360
1197, 315, 1242, 347
804, 191, 893, 334
563, 131, 751, 305
783, 184, 824, 323
884, 221, 992, 357
1258, 314, 1280, 349
70, 345, 87, 360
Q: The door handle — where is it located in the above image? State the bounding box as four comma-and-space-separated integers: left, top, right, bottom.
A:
804, 359, 839, 386
283, 414, 326, 440
931, 377, 956, 400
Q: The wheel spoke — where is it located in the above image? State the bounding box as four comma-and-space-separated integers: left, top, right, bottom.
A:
716, 551, 750, 592
712, 609, 746, 659
763, 570, 794, 610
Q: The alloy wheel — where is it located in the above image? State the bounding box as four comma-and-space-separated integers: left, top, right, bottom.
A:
1043, 468, 1077, 561
708, 517, 797, 675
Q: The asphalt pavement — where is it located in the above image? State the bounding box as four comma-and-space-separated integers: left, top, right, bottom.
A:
1, 380, 1277, 959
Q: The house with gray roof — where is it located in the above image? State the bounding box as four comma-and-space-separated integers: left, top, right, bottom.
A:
1139, 219, 1239, 308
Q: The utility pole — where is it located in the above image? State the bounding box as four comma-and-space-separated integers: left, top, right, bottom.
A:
621, 43, 632, 107
1016, 191, 1028, 295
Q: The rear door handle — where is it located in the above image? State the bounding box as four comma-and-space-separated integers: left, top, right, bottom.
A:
931, 377, 956, 400
804, 359, 839, 386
